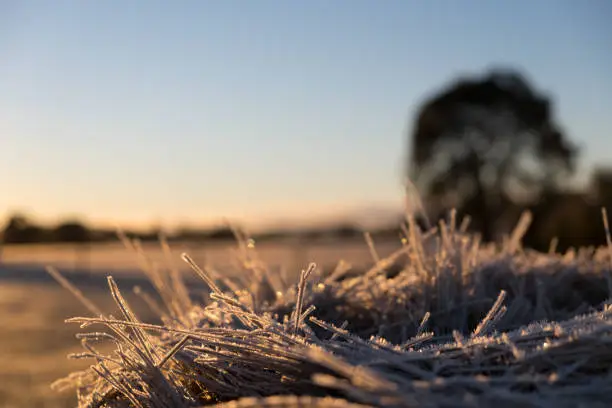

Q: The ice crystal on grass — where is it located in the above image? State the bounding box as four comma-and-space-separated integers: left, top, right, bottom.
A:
46, 212, 612, 407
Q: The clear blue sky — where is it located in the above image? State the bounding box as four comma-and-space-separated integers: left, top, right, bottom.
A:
1, 1, 611, 230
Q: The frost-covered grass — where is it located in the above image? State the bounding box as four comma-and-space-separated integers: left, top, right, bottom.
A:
48, 211, 612, 407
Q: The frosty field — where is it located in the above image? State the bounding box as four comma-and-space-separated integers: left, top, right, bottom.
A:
0, 238, 400, 408
2, 214, 612, 407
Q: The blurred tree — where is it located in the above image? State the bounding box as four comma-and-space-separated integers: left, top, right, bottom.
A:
2, 214, 29, 243
331, 224, 361, 239
591, 167, 612, 206
207, 227, 235, 241
408, 68, 578, 241
53, 220, 90, 243
2, 214, 48, 243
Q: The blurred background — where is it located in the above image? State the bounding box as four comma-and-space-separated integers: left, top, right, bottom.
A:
1, 1, 611, 407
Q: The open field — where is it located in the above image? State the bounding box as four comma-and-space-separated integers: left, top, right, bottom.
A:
1, 238, 402, 279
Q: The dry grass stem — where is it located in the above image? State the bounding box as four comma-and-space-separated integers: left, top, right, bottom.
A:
44, 211, 612, 407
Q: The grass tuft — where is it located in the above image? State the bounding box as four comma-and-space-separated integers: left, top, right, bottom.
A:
47, 212, 612, 407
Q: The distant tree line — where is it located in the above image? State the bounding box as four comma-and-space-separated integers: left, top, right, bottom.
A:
0, 215, 238, 245
1, 215, 92, 244
0, 214, 367, 246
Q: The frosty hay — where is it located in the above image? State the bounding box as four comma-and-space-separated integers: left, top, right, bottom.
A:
47, 211, 612, 407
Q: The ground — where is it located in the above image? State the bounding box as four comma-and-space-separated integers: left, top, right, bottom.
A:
0, 239, 397, 408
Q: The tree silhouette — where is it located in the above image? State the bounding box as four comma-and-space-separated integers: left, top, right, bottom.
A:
53, 220, 90, 243
408, 68, 578, 241
1, 213, 47, 244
